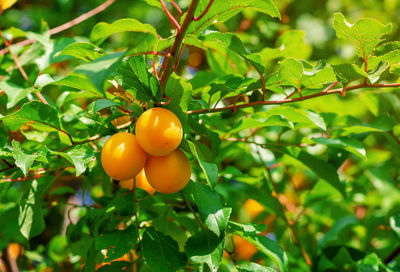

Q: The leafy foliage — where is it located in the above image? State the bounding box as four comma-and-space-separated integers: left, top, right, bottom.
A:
0, 0, 400, 271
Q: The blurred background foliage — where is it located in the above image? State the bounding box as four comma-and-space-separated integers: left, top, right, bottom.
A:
1, 0, 400, 271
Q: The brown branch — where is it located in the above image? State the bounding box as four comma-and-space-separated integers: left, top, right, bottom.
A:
188, 82, 400, 115
389, 131, 400, 145
0, 0, 116, 55
193, 0, 214, 21
160, 0, 181, 31
160, 0, 200, 95
171, 0, 183, 15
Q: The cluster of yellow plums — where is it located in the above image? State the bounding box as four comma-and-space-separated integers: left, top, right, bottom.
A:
101, 107, 191, 194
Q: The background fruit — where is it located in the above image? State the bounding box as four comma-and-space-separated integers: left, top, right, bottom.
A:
243, 199, 265, 220
101, 132, 147, 181
120, 169, 156, 195
145, 149, 191, 194
135, 108, 183, 156
233, 234, 258, 260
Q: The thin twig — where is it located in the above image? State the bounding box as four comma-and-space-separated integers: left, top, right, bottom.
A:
160, 0, 200, 94
171, 0, 183, 15
193, 0, 214, 21
160, 0, 181, 31
389, 131, 400, 145
57, 134, 101, 152
188, 82, 400, 115
0, 0, 116, 55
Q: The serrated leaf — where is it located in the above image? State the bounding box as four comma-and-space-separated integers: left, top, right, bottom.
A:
311, 137, 366, 159
95, 226, 139, 261
117, 56, 161, 102
186, 140, 218, 188
56, 42, 105, 62
184, 230, 224, 272
49, 145, 94, 176
332, 64, 368, 83
12, 141, 48, 175
279, 58, 303, 87
90, 18, 159, 45
0, 101, 61, 132
333, 13, 392, 58
340, 116, 395, 135
236, 232, 287, 271
142, 227, 187, 272
187, 0, 280, 35
390, 214, 400, 238
183, 182, 231, 236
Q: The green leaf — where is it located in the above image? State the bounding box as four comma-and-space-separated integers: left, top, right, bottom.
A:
237, 263, 276, 272
184, 230, 224, 272
187, 0, 280, 35
56, 42, 105, 62
333, 13, 392, 58
95, 226, 139, 261
332, 64, 368, 83
87, 99, 121, 114
236, 232, 287, 271
318, 216, 359, 248
75, 51, 125, 94
18, 180, 46, 239
49, 145, 94, 176
0, 80, 33, 109
35, 73, 103, 97
341, 116, 395, 135
264, 106, 326, 130
117, 56, 161, 102
389, 214, 400, 238
48, 235, 69, 262
0, 101, 61, 132
142, 227, 187, 272
311, 137, 366, 159
12, 141, 48, 175
183, 182, 231, 236
165, 73, 192, 131
186, 140, 218, 188
288, 150, 345, 197
90, 18, 159, 46
228, 221, 267, 235
278, 58, 303, 87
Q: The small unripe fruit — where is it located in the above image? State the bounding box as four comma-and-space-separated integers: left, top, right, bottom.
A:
145, 149, 191, 194
101, 132, 147, 181
120, 169, 156, 195
135, 108, 183, 156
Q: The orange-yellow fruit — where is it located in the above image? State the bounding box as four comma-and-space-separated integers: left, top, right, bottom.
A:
120, 169, 156, 195
135, 108, 183, 156
8, 243, 23, 259
145, 149, 191, 194
233, 234, 258, 260
101, 132, 147, 181
244, 199, 265, 220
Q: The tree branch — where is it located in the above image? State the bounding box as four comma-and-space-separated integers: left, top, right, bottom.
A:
160, 0, 181, 31
0, 0, 116, 55
193, 0, 214, 21
180, 191, 207, 230
188, 82, 400, 115
160, 0, 200, 95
